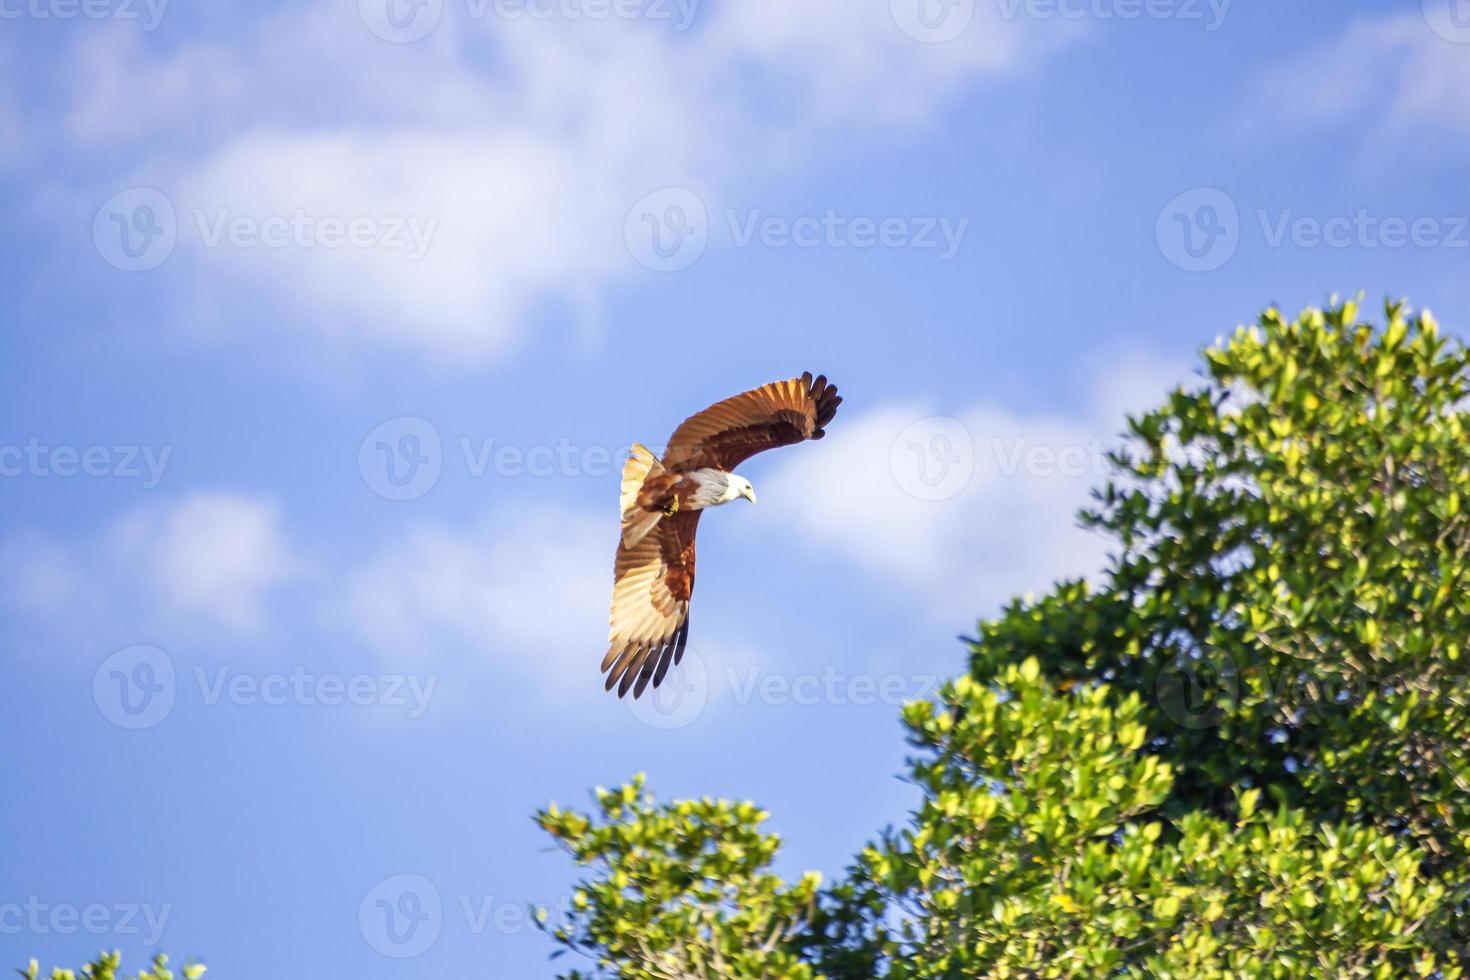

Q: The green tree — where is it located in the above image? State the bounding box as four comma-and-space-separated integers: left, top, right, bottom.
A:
17, 953, 204, 980
538, 298, 1470, 978
536, 776, 823, 979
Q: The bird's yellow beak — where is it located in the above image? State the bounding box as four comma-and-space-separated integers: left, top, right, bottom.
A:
741, 485, 757, 504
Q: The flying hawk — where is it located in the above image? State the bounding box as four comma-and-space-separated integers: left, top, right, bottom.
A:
603, 372, 842, 698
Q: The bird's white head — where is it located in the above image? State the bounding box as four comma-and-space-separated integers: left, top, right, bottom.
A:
689, 468, 758, 508
731, 474, 756, 504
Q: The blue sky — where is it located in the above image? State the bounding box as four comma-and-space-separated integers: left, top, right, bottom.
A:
3, 0, 1469, 975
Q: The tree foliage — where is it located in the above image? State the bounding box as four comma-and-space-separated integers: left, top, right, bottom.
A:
538, 298, 1470, 978
18, 954, 204, 980
536, 776, 822, 979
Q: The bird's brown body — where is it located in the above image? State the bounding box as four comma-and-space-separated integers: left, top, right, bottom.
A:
602, 373, 841, 698
634, 472, 700, 515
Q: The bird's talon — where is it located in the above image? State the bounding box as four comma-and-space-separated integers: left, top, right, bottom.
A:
662, 498, 679, 516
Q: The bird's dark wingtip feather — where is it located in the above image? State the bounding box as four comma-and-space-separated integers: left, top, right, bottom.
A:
600, 644, 622, 673
632, 650, 659, 699
651, 641, 675, 689
605, 634, 694, 699
617, 663, 638, 698
804, 372, 841, 435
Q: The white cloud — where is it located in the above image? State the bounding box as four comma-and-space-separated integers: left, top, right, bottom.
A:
1251, 14, 1470, 154
115, 493, 296, 629
172, 130, 583, 361
331, 507, 611, 683
1, 493, 622, 695
707, 0, 1057, 130
1, 492, 296, 644
50, 2, 1073, 361
762, 352, 1188, 618
2, 530, 87, 615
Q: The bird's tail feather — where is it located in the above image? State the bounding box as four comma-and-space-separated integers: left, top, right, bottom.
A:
620, 443, 665, 549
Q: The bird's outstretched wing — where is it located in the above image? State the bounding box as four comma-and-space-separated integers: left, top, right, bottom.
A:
661, 372, 841, 472
603, 510, 700, 698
